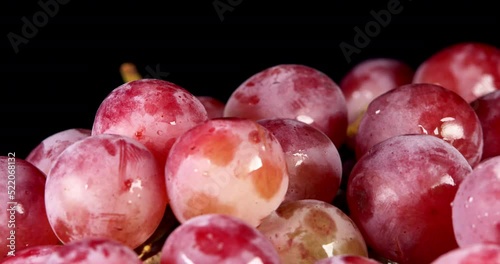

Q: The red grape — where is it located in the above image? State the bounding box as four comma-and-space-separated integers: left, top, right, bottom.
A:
413, 42, 500, 102
197, 96, 225, 119
257, 199, 368, 264
160, 214, 280, 264
45, 238, 142, 264
430, 243, 500, 264
45, 134, 167, 249
347, 134, 472, 264
0, 157, 59, 259
25, 128, 91, 177
355, 83, 483, 167
340, 58, 414, 125
452, 156, 500, 247
258, 118, 342, 203
223, 64, 348, 147
165, 118, 288, 227
1, 245, 61, 264
92, 79, 208, 166
315, 255, 381, 264
470, 90, 500, 161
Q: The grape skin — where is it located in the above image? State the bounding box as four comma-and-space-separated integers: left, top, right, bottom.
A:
413, 42, 500, 102
197, 96, 225, 119
165, 118, 289, 227
45, 134, 167, 249
430, 243, 500, 264
347, 134, 472, 264
258, 118, 342, 203
45, 238, 142, 264
355, 83, 483, 167
224, 64, 348, 147
340, 58, 414, 125
315, 255, 381, 264
470, 90, 500, 161
452, 156, 500, 247
0, 158, 60, 259
1, 245, 61, 264
26, 128, 91, 177
160, 214, 281, 264
92, 79, 208, 166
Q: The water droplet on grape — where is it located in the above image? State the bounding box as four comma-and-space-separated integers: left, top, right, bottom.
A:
468, 196, 474, 203
84, 184, 88, 190
157, 130, 163, 135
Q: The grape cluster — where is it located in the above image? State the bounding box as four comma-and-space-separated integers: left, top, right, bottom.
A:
1, 42, 500, 264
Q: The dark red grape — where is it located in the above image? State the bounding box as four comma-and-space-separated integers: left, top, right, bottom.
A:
355, 83, 483, 167
470, 90, 500, 161
258, 118, 342, 203
348, 134, 472, 264
0, 157, 59, 259
413, 42, 500, 102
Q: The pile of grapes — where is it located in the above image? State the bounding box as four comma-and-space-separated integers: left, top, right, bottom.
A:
2, 42, 500, 264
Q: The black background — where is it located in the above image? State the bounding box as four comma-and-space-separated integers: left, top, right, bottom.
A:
1, 0, 499, 158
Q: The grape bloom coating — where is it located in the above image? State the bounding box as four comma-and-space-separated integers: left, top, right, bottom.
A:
0, 158, 60, 258
26, 128, 91, 177
92, 79, 208, 166
224, 64, 348, 147
45, 134, 167, 249
165, 118, 289, 227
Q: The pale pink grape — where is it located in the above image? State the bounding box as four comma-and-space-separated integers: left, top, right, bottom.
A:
452, 156, 500, 247
45, 134, 167, 248
1, 245, 62, 264
165, 118, 289, 227
160, 214, 280, 264
430, 243, 500, 264
26, 128, 91, 177
45, 238, 142, 264
92, 79, 208, 166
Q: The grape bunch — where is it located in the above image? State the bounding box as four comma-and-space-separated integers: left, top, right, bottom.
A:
1, 42, 500, 264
